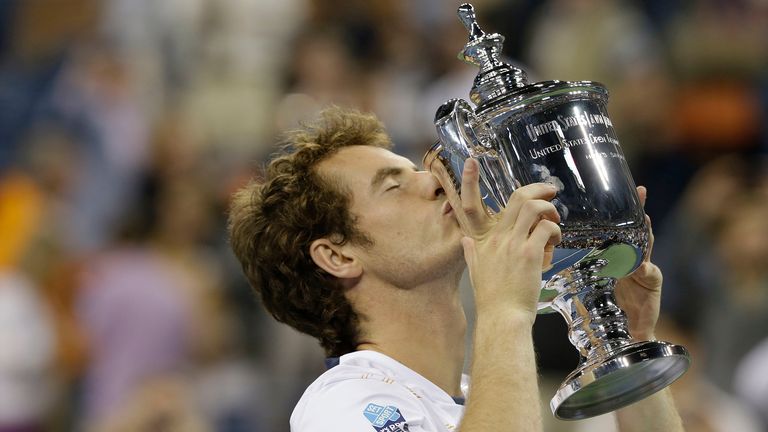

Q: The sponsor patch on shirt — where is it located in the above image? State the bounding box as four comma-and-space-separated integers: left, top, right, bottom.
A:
363, 403, 409, 432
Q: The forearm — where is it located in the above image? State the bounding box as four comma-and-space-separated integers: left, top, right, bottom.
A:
460, 309, 542, 432
616, 388, 684, 432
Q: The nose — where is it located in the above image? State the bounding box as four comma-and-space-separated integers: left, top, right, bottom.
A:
417, 171, 445, 199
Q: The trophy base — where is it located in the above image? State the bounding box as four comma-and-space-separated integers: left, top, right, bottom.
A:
550, 340, 690, 420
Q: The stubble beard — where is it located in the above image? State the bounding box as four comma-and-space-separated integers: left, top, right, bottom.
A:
385, 243, 466, 290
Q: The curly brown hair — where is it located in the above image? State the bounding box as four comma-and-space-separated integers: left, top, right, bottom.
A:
228, 107, 391, 357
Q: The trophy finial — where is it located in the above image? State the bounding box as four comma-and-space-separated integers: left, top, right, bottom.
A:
457, 4, 484, 41
455, 2, 529, 106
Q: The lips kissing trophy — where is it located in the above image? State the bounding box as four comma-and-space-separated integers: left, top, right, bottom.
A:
423, 3, 690, 420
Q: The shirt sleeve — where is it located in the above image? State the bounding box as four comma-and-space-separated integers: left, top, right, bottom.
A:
290, 378, 438, 432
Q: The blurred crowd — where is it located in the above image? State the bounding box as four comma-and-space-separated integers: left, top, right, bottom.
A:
0, 0, 766, 431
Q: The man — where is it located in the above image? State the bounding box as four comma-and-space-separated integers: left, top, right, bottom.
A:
228, 107, 684, 431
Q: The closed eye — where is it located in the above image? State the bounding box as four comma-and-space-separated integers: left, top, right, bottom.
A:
385, 184, 400, 191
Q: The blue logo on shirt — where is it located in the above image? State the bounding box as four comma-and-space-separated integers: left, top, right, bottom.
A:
363, 403, 409, 431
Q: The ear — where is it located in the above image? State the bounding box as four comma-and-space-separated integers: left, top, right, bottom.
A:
309, 238, 362, 280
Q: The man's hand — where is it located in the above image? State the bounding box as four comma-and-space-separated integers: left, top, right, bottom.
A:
614, 186, 662, 340
450, 158, 556, 432
450, 158, 562, 319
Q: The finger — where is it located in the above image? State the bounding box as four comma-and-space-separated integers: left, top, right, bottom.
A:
510, 199, 561, 240
637, 185, 647, 208
528, 219, 562, 253
501, 183, 558, 229
644, 214, 655, 261
459, 158, 490, 228
630, 261, 663, 290
542, 243, 556, 272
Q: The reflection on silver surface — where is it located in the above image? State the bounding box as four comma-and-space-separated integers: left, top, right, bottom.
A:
425, 3, 690, 420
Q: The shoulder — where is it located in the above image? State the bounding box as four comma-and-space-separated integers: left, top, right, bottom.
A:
290, 362, 429, 432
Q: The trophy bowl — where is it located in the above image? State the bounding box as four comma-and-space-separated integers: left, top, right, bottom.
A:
424, 3, 690, 419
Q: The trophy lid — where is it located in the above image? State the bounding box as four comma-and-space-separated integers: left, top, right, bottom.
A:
457, 3, 529, 110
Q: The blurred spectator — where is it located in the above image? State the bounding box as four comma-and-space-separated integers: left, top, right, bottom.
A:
45, 41, 152, 253
699, 190, 768, 390
658, 316, 763, 432
0, 272, 55, 432
654, 156, 751, 327
0, 0, 99, 171
656, 155, 768, 395
0, 124, 90, 430
274, 28, 369, 131
0, 169, 43, 270
75, 155, 272, 430
734, 337, 768, 429
89, 375, 209, 432
76, 242, 197, 427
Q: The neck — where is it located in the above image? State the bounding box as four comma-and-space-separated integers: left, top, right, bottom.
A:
350, 271, 467, 397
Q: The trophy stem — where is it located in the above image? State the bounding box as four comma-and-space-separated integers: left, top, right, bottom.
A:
550, 262, 634, 363
547, 258, 691, 420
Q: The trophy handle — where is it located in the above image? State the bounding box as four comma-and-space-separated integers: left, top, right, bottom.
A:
433, 98, 514, 212
434, 98, 489, 158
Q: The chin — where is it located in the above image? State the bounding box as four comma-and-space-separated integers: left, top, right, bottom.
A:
428, 245, 466, 277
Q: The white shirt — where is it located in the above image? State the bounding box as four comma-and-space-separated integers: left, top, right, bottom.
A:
290, 350, 468, 432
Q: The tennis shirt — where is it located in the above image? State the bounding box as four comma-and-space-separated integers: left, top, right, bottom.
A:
290, 350, 469, 431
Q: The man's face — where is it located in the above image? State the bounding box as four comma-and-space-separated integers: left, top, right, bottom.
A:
317, 145, 465, 287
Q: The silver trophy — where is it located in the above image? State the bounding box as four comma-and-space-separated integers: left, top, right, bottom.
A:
424, 4, 690, 420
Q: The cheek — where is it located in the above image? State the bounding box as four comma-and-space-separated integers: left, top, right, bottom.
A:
360, 217, 404, 246
371, 223, 422, 255
384, 224, 412, 243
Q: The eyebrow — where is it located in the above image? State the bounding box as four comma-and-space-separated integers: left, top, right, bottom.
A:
370, 165, 418, 191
